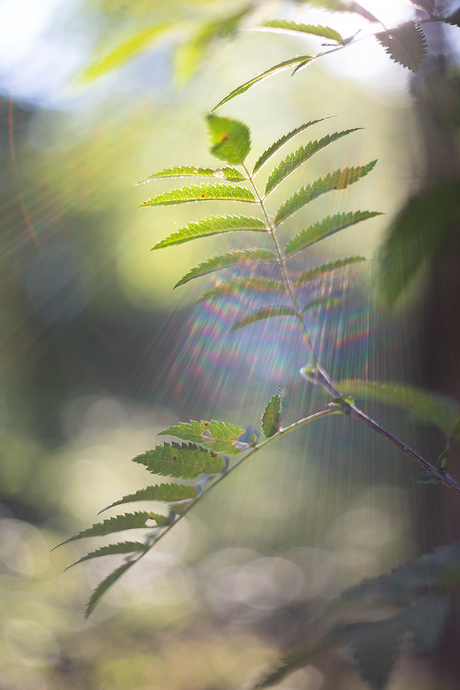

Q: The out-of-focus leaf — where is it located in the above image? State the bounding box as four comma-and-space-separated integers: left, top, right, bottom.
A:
445, 9, 460, 27
261, 390, 284, 437
253, 119, 328, 175
56, 512, 170, 548
265, 129, 360, 195
99, 483, 198, 513
133, 442, 226, 477
376, 22, 427, 72
299, 0, 380, 23
380, 185, 460, 303
212, 56, 314, 111
337, 379, 460, 435
139, 183, 256, 207
300, 297, 341, 313
159, 421, 245, 455
350, 620, 402, 690
65, 542, 148, 570
274, 162, 377, 225
207, 114, 251, 165
260, 20, 344, 43
85, 561, 134, 618
175, 5, 252, 84
285, 211, 382, 256
152, 215, 267, 250
197, 277, 286, 303
411, 0, 435, 15
138, 166, 246, 184
401, 595, 451, 651
79, 22, 176, 83
175, 249, 277, 287
230, 306, 295, 332
294, 256, 366, 288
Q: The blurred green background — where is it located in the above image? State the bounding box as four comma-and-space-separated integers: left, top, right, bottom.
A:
0, 1, 441, 688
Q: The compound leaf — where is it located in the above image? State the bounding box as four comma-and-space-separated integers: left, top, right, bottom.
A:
152, 215, 266, 250
265, 129, 360, 195
212, 56, 314, 111
85, 560, 134, 618
138, 166, 246, 184
376, 22, 427, 72
260, 20, 344, 43
175, 249, 277, 287
133, 442, 227, 476
231, 306, 295, 332
207, 114, 251, 165
197, 277, 286, 303
99, 483, 198, 513
337, 379, 460, 435
285, 210, 382, 256
261, 390, 285, 437
56, 512, 169, 548
274, 161, 377, 225
294, 256, 367, 288
140, 183, 256, 207
159, 421, 245, 455
65, 541, 148, 570
253, 119, 329, 175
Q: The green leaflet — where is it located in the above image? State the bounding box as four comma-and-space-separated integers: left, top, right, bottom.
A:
85, 561, 134, 618
337, 379, 460, 436
261, 390, 284, 438
380, 185, 460, 303
376, 22, 427, 73
230, 306, 295, 332
174, 6, 252, 84
197, 277, 286, 303
99, 483, 198, 513
55, 512, 170, 548
300, 297, 341, 313
133, 442, 226, 477
274, 161, 377, 225
174, 249, 277, 288
138, 166, 246, 184
212, 56, 314, 111
65, 542, 148, 570
285, 211, 382, 256
207, 114, 251, 165
152, 215, 267, 250
260, 20, 343, 43
139, 183, 256, 207
293, 256, 367, 288
253, 119, 329, 175
300, 0, 379, 23
265, 129, 361, 195
159, 420, 245, 455
79, 22, 176, 83
350, 620, 403, 690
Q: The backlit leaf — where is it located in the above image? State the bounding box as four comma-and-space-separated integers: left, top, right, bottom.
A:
300, 0, 380, 23
159, 420, 245, 455
253, 119, 329, 175
294, 256, 367, 288
260, 20, 344, 43
133, 442, 226, 477
445, 9, 460, 27
56, 512, 170, 548
207, 114, 251, 165
212, 56, 314, 111
265, 129, 360, 195
261, 390, 285, 437
274, 161, 377, 225
197, 277, 286, 303
152, 215, 266, 250
140, 183, 256, 207
350, 620, 402, 690
79, 22, 176, 83
138, 166, 246, 184
175, 249, 277, 287
85, 561, 134, 618
285, 211, 382, 256
99, 483, 198, 513
337, 380, 460, 435
65, 542, 148, 570
376, 22, 427, 72
230, 306, 295, 332
300, 297, 342, 313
